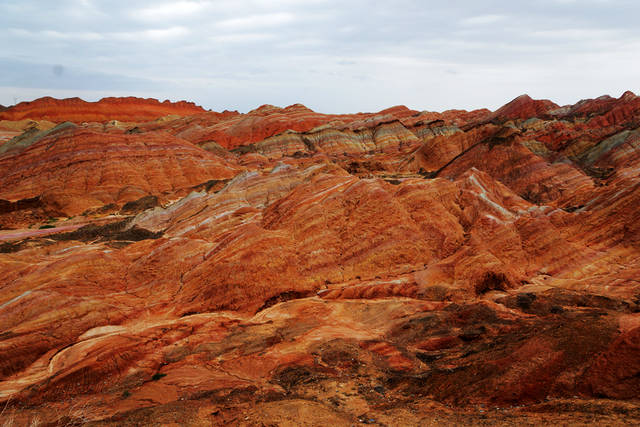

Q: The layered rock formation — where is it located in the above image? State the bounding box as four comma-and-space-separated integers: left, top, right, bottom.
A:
0, 96, 206, 123
137, 103, 488, 151
1, 93, 639, 425
0, 124, 239, 226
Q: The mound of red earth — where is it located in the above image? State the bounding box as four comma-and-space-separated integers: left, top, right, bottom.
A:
0, 96, 206, 123
1, 93, 640, 425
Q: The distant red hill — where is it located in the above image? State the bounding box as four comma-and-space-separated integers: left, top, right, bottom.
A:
0, 96, 206, 123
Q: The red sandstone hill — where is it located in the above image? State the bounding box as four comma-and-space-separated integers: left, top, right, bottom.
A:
137, 103, 421, 149
0, 123, 240, 225
489, 94, 560, 121
0, 96, 206, 123
1, 92, 640, 425
138, 102, 490, 150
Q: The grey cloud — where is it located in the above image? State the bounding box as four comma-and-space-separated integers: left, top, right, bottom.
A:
1, 0, 639, 113
0, 58, 161, 92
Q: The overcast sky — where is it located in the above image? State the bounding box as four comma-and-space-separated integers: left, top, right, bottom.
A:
1, 0, 639, 113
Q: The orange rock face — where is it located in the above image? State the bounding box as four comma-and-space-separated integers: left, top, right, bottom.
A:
1, 94, 640, 425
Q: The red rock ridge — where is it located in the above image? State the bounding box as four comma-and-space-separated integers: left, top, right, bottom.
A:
0, 96, 207, 123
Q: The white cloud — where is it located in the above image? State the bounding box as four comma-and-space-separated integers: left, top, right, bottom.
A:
41, 30, 104, 41
215, 13, 295, 30
209, 32, 276, 43
133, 1, 208, 21
112, 26, 190, 41
276, 38, 327, 49
460, 14, 506, 26
7, 26, 189, 43
531, 28, 622, 39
